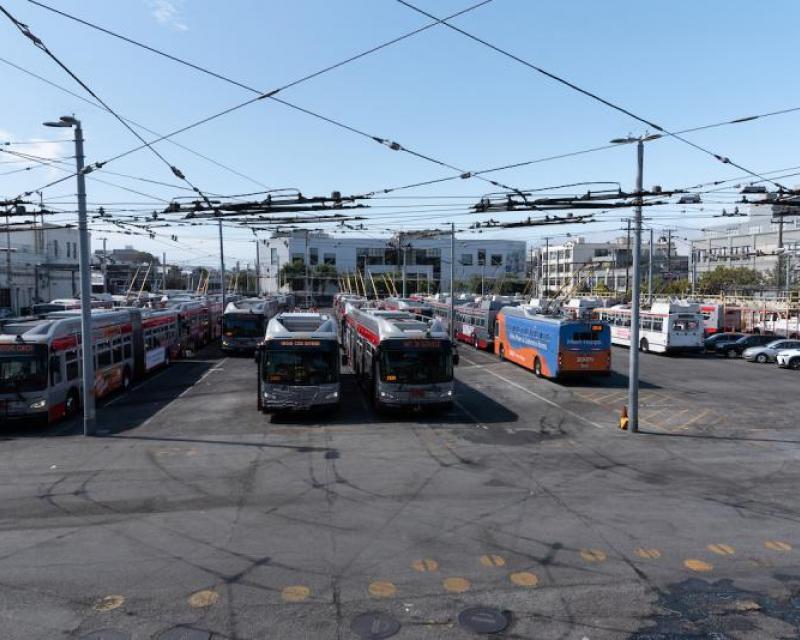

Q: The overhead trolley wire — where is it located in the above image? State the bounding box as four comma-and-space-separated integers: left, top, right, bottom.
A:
395, 0, 790, 191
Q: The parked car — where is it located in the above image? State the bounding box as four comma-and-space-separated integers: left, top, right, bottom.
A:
704, 332, 743, 353
776, 348, 800, 370
715, 334, 776, 358
743, 339, 800, 363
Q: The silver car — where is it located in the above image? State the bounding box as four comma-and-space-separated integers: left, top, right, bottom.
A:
743, 338, 800, 363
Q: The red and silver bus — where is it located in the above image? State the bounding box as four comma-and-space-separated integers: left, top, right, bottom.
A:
699, 303, 743, 336
221, 297, 279, 354
380, 297, 433, 318
332, 293, 368, 337
0, 308, 178, 425
167, 297, 221, 355
455, 297, 520, 350
344, 305, 455, 411
594, 301, 704, 354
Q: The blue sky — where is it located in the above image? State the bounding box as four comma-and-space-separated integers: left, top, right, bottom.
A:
2, 0, 800, 266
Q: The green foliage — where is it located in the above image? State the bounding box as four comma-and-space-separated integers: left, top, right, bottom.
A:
697, 266, 761, 294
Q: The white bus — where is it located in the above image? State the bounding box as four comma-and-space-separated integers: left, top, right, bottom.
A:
595, 301, 704, 354
256, 312, 340, 413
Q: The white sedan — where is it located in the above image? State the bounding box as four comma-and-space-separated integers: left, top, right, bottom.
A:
776, 348, 800, 370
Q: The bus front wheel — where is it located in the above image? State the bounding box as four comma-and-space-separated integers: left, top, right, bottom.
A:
533, 357, 543, 378
639, 338, 649, 353
65, 389, 79, 418
473, 334, 480, 350
498, 345, 506, 361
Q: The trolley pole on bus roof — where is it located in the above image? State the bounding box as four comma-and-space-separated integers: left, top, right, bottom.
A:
44, 116, 95, 436
610, 133, 659, 434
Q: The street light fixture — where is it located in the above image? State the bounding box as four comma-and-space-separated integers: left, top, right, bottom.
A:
44, 115, 95, 436
609, 133, 660, 434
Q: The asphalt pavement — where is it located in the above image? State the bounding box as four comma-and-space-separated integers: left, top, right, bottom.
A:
1, 343, 799, 639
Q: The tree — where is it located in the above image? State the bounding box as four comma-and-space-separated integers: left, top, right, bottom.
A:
278, 259, 306, 291
697, 266, 761, 294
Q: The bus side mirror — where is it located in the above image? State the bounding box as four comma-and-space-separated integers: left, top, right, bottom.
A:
453, 352, 460, 366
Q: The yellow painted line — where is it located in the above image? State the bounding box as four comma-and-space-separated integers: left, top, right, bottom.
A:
188, 589, 218, 608
93, 595, 125, 612
707, 543, 735, 556
509, 571, 539, 587
580, 548, 607, 563
591, 391, 627, 403
368, 581, 397, 598
411, 558, 439, 572
675, 409, 711, 431
442, 577, 471, 593
684, 559, 713, 572
634, 548, 662, 560
764, 540, 792, 552
479, 554, 506, 568
281, 585, 311, 602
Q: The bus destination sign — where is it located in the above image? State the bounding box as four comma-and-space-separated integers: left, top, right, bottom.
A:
0, 343, 36, 353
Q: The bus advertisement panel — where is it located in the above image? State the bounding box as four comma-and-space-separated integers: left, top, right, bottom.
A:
494, 306, 611, 379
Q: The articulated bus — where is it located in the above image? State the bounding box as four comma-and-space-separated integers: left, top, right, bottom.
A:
0, 308, 178, 425
344, 305, 455, 411
256, 312, 340, 413
494, 306, 611, 379
455, 296, 520, 350
167, 297, 222, 355
332, 294, 368, 337
221, 298, 279, 354
380, 297, 433, 318
594, 301, 704, 354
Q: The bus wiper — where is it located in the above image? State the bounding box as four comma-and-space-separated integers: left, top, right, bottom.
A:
8, 378, 27, 403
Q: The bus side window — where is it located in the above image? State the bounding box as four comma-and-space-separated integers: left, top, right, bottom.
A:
50, 354, 62, 386
641, 317, 652, 331
652, 318, 663, 332
112, 339, 123, 364
65, 350, 79, 381
97, 342, 112, 368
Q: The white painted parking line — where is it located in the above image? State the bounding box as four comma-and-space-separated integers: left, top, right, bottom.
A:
459, 356, 606, 430
453, 399, 489, 430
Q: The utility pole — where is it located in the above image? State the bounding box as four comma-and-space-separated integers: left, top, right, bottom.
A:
778, 217, 785, 289
101, 238, 108, 293
401, 232, 407, 298
625, 218, 631, 299
666, 228, 672, 283
4, 213, 11, 312
450, 223, 455, 343
255, 238, 261, 297
543, 236, 550, 297
162, 252, 167, 294
44, 116, 94, 436
648, 228, 654, 306
304, 230, 310, 307
217, 217, 226, 310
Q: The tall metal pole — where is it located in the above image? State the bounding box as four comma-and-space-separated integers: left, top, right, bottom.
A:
627, 140, 644, 434
74, 122, 95, 436
4, 213, 11, 312
101, 237, 108, 293
304, 230, 310, 307
255, 238, 261, 297
625, 218, 631, 299
449, 223, 455, 342
162, 252, 167, 294
218, 217, 226, 310
544, 236, 550, 297
401, 233, 407, 298
648, 227, 654, 306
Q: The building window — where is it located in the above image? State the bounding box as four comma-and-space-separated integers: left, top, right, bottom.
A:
270, 248, 278, 265
324, 253, 336, 265
477, 250, 486, 266
490, 254, 502, 266
460, 253, 473, 266
308, 247, 318, 266
291, 253, 305, 265
53, 240, 59, 257
66, 243, 71, 258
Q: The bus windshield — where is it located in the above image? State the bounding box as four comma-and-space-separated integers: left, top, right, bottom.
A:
223, 314, 264, 338
379, 343, 452, 384
263, 343, 338, 386
0, 347, 48, 393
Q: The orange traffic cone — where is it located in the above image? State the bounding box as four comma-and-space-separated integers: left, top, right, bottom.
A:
619, 405, 629, 431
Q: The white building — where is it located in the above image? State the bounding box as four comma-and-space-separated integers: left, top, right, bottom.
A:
0, 223, 83, 313
261, 230, 527, 294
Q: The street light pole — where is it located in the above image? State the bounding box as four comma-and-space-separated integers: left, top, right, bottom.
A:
450, 223, 455, 343
218, 217, 226, 310
648, 227, 654, 306
44, 116, 94, 435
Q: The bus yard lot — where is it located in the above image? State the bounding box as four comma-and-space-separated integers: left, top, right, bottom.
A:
1, 343, 799, 639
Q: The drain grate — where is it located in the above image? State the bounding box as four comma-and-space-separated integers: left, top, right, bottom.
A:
79, 631, 131, 640
156, 626, 212, 640
350, 611, 401, 639
458, 606, 510, 634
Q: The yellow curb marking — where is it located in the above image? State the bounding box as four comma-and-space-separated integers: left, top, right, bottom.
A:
764, 540, 792, 552
281, 585, 311, 602
580, 548, 607, 562
442, 577, 471, 593
368, 581, 397, 598
684, 559, 713, 572
411, 558, 439, 572
93, 595, 124, 612
634, 548, 662, 560
479, 554, 506, 568
188, 589, 218, 608
707, 544, 735, 556
509, 571, 538, 587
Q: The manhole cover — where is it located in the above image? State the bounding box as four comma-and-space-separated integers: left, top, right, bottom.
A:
80, 631, 131, 640
156, 626, 212, 640
458, 606, 510, 634
350, 611, 401, 639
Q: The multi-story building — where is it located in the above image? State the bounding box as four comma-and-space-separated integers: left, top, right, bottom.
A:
0, 223, 82, 313
261, 230, 527, 294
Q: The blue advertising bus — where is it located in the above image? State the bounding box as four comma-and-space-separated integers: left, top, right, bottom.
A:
494, 306, 611, 379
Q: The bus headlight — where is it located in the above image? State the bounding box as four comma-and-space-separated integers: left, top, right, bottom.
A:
29, 398, 47, 410
440, 390, 453, 398
380, 391, 397, 400
324, 391, 339, 400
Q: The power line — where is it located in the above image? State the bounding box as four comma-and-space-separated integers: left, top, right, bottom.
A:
395, 0, 789, 191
